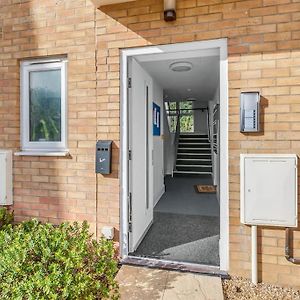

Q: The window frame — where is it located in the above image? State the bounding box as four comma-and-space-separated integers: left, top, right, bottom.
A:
20, 58, 68, 152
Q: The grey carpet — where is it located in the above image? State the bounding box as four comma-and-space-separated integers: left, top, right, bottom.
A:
133, 212, 220, 266
155, 176, 220, 217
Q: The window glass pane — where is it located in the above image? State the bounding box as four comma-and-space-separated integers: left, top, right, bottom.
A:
29, 70, 61, 142
180, 115, 194, 133
180, 101, 193, 114
167, 115, 177, 133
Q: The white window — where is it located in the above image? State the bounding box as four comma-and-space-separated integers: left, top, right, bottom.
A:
20, 58, 67, 153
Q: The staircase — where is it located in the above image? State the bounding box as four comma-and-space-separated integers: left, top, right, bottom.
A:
173, 133, 212, 176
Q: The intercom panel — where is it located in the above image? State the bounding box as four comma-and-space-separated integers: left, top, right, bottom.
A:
240, 92, 260, 133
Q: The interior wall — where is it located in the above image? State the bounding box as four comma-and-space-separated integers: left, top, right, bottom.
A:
152, 80, 165, 207
193, 101, 208, 133
209, 86, 220, 200
163, 104, 174, 176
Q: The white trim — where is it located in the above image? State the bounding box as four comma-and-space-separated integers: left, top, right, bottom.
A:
20, 58, 68, 152
120, 39, 229, 272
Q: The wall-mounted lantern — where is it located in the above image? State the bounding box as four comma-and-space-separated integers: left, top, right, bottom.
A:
164, 0, 176, 22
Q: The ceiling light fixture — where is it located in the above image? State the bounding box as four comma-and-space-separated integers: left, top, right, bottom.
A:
164, 0, 176, 22
169, 61, 193, 72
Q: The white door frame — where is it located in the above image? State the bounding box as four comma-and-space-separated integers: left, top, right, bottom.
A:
120, 39, 229, 272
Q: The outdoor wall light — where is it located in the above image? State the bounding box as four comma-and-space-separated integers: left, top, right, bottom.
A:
164, 0, 176, 22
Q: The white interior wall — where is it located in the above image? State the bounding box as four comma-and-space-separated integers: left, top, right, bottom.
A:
209, 86, 220, 201
163, 106, 174, 176
193, 101, 208, 133
152, 80, 165, 207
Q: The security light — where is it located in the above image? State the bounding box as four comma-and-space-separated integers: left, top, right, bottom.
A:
164, 0, 176, 22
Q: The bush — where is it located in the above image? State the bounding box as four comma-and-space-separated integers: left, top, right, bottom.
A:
0, 207, 13, 228
0, 220, 119, 300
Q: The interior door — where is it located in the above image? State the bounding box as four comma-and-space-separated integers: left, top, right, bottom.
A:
128, 58, 153, 252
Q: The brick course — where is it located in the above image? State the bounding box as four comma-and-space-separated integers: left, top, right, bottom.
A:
1, 0, 300, 288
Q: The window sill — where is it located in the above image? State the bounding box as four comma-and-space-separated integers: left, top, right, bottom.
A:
14, 151, 70, 157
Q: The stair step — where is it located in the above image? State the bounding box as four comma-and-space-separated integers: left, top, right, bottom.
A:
176, 164, 212, 168
176, 160, 212, 165
179, 143, 210, 145
178, 147, 211, 150
173, 170, 212, 175
176, 165, 212, 171
179, 138, 210, 142
177, 158, 212, 161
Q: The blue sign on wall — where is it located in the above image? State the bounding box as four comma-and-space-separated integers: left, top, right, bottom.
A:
153, 102, 161, 136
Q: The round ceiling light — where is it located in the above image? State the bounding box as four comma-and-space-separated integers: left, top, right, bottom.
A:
169, 61, 193, 72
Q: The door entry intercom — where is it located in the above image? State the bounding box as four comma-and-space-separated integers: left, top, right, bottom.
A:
240, 92, 260, 133
96, 141, 112, 174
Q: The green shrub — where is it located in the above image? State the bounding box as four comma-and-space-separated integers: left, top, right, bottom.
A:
0, 207, 13, 228
0, 220, 119, 300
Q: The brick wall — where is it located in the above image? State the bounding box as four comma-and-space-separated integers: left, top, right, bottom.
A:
1, 0, 300, 288
97, 0, 300, 288
0, 0, 99, 234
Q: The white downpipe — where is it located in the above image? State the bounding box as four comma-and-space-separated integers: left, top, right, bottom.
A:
251, 225, 258, 284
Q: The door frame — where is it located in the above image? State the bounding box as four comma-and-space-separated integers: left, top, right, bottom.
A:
120, 39, 229, 272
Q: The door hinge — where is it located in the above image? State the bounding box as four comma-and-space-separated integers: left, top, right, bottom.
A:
128, 222, 132, 232
128, 77, 132, 89
128, 150, 132, 161
128, 192, 132, 233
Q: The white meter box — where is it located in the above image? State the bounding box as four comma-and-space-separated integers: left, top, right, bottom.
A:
0, 150, 13, 206
240, 154, 298, 228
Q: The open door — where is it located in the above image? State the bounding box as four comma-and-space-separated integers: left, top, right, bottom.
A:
128, 58, 154, 252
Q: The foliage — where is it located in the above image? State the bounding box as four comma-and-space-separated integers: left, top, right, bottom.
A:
30, 88, 61, 142
166, 101, 194, 133
0, 220, 119, 300
0, 208, 13, 228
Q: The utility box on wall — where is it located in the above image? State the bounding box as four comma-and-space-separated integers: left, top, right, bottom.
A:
240, 154, 298, 228
96, 141, 112, 175
0, 150, 13, 206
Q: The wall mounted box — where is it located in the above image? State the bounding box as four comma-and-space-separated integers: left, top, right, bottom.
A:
0, 150, 13, 205
96, 141, 112, 175
240, 92, 260, 133
240, 154, 298, 228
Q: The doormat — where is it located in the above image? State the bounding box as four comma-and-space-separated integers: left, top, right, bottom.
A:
194, 185, 217, 193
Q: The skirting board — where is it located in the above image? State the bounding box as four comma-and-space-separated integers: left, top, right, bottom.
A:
154, 185, 165, 207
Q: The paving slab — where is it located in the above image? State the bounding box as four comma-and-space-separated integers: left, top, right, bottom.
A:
116, 265, 224, 300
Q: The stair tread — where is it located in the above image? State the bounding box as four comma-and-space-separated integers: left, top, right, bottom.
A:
177, 158, 212, 161
177, 152, 211, 156
176, 164, 212, 168
173, 170, 212, 175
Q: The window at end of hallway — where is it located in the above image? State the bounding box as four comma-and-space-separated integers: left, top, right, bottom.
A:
20, 58, 68, 153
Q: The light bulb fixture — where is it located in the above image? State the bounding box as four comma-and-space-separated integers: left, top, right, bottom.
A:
164, 0, 176, 22
169, 61, 193, 72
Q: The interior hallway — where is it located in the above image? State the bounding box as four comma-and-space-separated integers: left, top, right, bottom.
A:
132, 175, 220, 266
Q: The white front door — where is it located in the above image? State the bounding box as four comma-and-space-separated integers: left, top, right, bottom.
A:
128, 58, 154, 252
